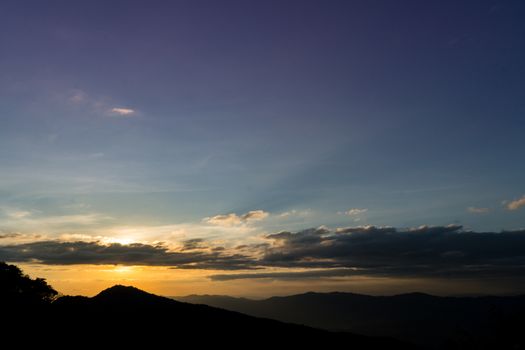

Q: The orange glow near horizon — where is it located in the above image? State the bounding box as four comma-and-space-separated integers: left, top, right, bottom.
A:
14, 263, 525, 299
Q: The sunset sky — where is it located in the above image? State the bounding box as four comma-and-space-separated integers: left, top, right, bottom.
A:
1, 0, 525, 297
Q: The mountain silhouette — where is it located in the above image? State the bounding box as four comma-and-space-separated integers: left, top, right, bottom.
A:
50, 285, 419, 347
5, 260, 523, 349
178, 291, 525, 349
1, 263, 415, 348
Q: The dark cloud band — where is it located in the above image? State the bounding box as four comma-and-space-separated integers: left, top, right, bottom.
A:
0, 240, 254, 270
1, 226, 525, 282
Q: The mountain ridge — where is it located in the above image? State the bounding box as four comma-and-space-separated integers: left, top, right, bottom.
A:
3, 283, 417, 348
176, 291, 525, 348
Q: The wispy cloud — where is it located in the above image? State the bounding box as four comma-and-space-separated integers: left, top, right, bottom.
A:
109, 107, 135, 116
210, 268, 358, 281
0, 232, 22, 239
63, 89, 137, 118
506, 195, 525, 211
0, 212, 114, 232
203, 210, 269, 226
467, 207, 490, 214
29, 213, 113, 226
0, 231, 43, 245
204, 213, 243, 226
5, 210, 32, 219
241, 210, 269, 221
338, 208, 368, 222
68, 89, 88, 104
278, 209, 311, 218
343, 208, 368, 216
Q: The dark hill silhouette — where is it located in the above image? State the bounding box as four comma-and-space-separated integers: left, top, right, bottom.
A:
49, 286, 418, 348
177, 291, 525, 349
0, 262, 415, 348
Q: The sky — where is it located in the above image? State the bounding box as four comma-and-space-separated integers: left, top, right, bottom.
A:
1, 0, 525, 297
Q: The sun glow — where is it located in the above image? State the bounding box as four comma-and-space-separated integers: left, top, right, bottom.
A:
112, 265, 134, 274
109, 237, 135, 245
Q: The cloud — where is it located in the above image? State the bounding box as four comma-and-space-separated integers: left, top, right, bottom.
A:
5, 210, 32, 219
258, 225, 525, 279
278, 210, 311, 218
1, 208, 114, 231
61, 89, 137, 118
204, 213, 243, 226
241, 210, 269, 221
3, 224, 525, 283
68, 89, 88, 104
0, 232, 21, 239
0, 232, 43, 245
203, 210, 269, 226
506, 195, 525, 211
210, 269, 358, 281
0, 240, 255, 270
110, 107, 135, 116
181, 238, 206, 251
343, 208, 368, 216
467, 207, 490, 214
10, 213, 113, 227
338, 208, 368, 222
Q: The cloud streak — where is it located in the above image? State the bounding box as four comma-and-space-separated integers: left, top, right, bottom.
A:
467, 207, 490, 214
210, 268, 359, 281
203, 210, 269, 226
506, 195, 525, 211
64, 89, 137, 118
343, 208, 368, 216
110, 107, 135, 116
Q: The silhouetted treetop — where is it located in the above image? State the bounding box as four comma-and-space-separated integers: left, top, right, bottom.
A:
0, 261, 57, 304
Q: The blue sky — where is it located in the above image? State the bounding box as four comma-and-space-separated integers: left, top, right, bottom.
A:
0, 0, 525, 296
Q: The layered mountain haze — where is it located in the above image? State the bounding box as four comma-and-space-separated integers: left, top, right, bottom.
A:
178, 292, 525, 348
1, 262, 413, 348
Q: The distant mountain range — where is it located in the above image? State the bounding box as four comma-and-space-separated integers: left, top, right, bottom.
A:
176, 292, 525, 349
3, 285, 414, 348
2, 256, 524, 349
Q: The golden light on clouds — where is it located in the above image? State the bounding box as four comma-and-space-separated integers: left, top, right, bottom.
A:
506, 195, 525, 211
13, 263, 525, 299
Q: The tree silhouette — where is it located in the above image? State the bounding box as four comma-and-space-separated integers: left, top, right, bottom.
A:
0, 261, 57, 305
